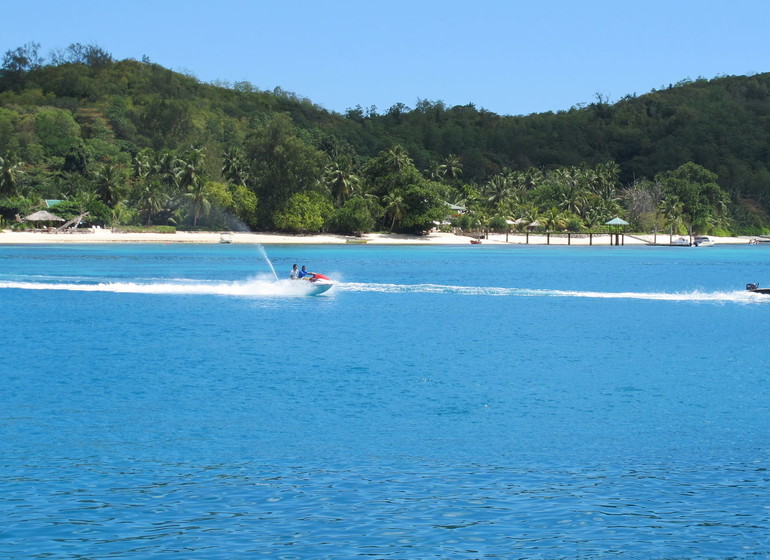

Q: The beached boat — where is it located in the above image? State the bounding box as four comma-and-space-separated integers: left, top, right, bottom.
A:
746, 283, 770, 295
693, 236, 715, 247
470, 238, 482, 244
670, 237, 691, 246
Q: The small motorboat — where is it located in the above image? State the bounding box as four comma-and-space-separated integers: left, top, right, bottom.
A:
693, 236, 715, 247
470, 238, 482, 244
670, 237, 691, 246
302, 273, 334, 295
746, 283, 770, 295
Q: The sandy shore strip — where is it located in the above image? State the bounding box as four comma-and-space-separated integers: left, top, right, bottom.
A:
0, 229, 757, 245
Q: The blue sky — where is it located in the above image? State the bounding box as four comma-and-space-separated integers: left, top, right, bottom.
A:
3, 0, 770, 116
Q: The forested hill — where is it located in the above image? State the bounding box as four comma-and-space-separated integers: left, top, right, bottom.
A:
360, 74, 770, 197
2, 43, 770, 234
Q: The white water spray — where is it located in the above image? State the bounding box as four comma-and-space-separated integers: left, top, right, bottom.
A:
257, 244, 279, 281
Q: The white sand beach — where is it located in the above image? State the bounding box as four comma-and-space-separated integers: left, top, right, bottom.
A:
0, 228, 756, 246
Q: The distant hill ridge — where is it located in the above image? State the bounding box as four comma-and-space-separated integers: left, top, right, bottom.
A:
2, 42, 770, 234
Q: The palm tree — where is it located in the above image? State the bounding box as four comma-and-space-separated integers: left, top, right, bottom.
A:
593, 162, 620, 201
437, 154, 463, 183
222, 148, 249, 187
93, 163, 123, 207
557, 182, 590, 217
521, 168, 544, 191
659, 196, 686, 233
0, 155, 22, 196
383, 145, 413, 172
483, 174, 512, 210
136, 180, 168, 226
541, 206, 568, 231
132, 150, 151, 183
184, 180, 211, 227
175, 147, 205, 192
323, 163, 359, 206
155, 151, 178, 191
383, 192, 406, 231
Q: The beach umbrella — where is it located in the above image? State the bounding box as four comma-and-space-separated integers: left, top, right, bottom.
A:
527, 220, 542, 228
605, 217, 629, 226
24, 210, 65, 222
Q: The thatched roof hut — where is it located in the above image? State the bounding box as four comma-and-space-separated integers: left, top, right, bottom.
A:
24, 210, 65, 222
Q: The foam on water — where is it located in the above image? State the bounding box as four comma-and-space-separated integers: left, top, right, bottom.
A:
2, 277, 767, 303
0, 276, 330, 297
338, 281, 769, 303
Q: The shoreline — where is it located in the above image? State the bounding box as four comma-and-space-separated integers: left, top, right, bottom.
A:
0, 229, 758, 246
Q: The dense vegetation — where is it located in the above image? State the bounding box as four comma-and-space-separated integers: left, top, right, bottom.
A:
2, 41, 770, 235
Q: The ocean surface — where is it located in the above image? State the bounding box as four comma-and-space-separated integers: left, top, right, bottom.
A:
1, 242, 769, 559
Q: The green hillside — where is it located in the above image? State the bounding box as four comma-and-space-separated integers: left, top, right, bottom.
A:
2, 42, 769, 235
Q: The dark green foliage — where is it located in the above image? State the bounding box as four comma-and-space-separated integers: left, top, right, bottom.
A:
3, 44, 770, 232
331, 196, 381, 234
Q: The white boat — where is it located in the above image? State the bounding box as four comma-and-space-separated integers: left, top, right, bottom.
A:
670, 237, 690, 246
693, 236, 715, 247
298, 273, 334, 295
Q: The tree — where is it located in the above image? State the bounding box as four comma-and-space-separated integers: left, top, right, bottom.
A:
175, 147, 206, 191
541, 206, 569, 230
34, 108, 83, 158
1, 42, 43, 89
437, 154, 463, 183
656, 162, 730, 233
323, 162, 359, 206
395, 180, 448, 233
244, 114, 326, 226
382, 145, 414, 173
229, 184, 259, 230
135, 180, 168, 225
0, 155, 22, 196
183, 179, 212, 227
222, 148, 249, 188
332, 195, 381, 234
273, 192, 332, 232
93, 163, 125, 207
383, 192, 406, 231
483, 174, 513, 210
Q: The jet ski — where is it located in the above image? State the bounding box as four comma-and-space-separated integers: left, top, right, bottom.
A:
303, 273, 334, 295
746, 283, 770, 295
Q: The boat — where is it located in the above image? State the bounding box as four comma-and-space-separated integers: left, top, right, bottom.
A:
301, 273, 334, 295
693, 236, 715, 247
670, 237, 690, 246
470, 238, 482, 244
746, 283, 770, 295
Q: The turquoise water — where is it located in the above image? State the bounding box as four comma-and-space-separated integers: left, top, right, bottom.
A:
2, 243, 770, 559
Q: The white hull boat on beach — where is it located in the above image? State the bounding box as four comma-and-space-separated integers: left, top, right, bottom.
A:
693, 236, 716, 247
670, 237, 691, 246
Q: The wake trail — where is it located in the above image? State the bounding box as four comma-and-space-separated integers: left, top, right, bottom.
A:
1, 278, 766, 303
0, 277, 326, 297
338, 282, 767, 303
